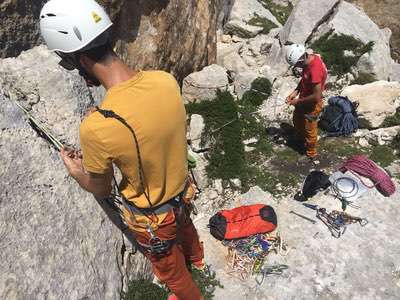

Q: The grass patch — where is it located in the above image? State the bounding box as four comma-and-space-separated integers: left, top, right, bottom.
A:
319, 138, 366, 158
392, 132, 400, 150
247, 13, 278, 35
382, 107, 400, 127
351, 72, 377, 85
258, 0, 293, 25
311, 31, 374, 76
369, 145, 397, 167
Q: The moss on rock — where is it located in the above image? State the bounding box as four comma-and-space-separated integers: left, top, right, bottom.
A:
247, 13, 278, 35
351, 72, 377, 85
258, 0, 293, 25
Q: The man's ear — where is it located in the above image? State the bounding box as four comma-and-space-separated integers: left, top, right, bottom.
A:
79, 54, 93, 71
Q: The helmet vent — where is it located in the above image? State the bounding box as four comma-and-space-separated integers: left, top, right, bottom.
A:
73, 26, 82, 41
46, 13, 56, 17
58, 31, 68, 35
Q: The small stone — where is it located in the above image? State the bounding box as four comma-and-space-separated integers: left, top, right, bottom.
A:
359, 137, 369, 147
221, 34, 232, 43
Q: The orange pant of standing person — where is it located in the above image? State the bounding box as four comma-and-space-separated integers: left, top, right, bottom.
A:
293, 101, 323, 158
133, 209, 204, 300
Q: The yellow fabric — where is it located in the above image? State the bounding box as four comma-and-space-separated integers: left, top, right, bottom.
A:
80, 71, 188, 231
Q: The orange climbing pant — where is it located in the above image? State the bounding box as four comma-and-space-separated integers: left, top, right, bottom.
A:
293, 101, 323, 158
133, 209, 204, 300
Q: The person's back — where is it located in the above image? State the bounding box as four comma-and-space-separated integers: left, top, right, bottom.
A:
80, 71, 187, 210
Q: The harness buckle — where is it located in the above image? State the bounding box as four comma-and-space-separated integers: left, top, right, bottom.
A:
146, 225, 173, 255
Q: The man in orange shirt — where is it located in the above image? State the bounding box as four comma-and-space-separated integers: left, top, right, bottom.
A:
39, 1, 204, 299
285, 44, 328, 161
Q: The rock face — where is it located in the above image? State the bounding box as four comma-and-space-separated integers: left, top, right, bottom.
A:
279, 0, 340, 45
0, 0, 219, 82
224, 0, 281, 38
341, 81, 400, 129
311, 1, 392, 80
182, 64, 229, 103
0, 0, 47, 58
348, 0, 400, 61
0, 46, 151, 299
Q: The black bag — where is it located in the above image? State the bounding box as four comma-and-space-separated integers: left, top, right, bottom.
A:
296, 171, 331, 202
319, 105, 343, 133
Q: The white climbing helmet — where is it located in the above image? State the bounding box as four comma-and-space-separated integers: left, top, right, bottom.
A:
40, 0, 113, 53
285, 44, 306, 66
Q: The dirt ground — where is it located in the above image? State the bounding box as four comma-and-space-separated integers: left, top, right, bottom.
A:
348, 0, 400, 61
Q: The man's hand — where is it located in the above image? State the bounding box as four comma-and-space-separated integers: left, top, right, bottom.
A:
61, 147, 84, 179
60, 147, 113, 199
286, 96, 299, 106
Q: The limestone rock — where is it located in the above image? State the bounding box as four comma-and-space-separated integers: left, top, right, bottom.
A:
279, 0, 340, 44
220, 51, 249, 76
259, 76, 298, 122
182, 64, 229, 103
365, 126, 400, 146
341, 81, 400, 129
311, 1, 392, 80
0, 0, 219, 82
233, 71, 259, 99
224, 0, 281, 38
189, 114, 207, 151
0, 46, 151, 299
390, 62, 400, 82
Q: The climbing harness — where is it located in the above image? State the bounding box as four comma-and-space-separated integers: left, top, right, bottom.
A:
303, 204, 368, 238
222, 231, 289, 281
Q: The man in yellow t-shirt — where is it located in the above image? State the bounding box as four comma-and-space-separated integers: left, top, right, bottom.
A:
39, 1, 204, 299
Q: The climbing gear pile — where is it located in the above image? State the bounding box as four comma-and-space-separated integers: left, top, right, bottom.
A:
340, 155, 396, 197
304, 204, 368, 238
222, 231, 289, 281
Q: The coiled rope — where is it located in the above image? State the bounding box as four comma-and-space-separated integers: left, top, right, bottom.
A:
339, 155, 396, 197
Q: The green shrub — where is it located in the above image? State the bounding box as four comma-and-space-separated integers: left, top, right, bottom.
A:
186, 90, 246, 182
311, 32, 374, 76
382, 107, 400, 127
122, 280, 168, 300
247, 13, 278, 35
241, 77, 272, 107
191, 267, 223, 300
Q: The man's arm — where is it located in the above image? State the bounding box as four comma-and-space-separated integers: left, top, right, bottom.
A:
61, 147, 113, 199
286, 81, 301, 103
289, 83, 322, 105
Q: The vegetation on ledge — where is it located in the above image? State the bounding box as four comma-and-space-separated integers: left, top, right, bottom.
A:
311, 31, 374, 76
258, 0, 293, 25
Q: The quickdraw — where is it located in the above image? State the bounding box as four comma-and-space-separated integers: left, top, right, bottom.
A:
222, 232, 289, 281
304, 204, 368, 238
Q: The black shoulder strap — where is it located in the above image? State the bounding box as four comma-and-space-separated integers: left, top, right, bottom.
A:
95, 107, 152, 209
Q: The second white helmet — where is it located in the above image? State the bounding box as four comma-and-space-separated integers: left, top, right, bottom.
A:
40, 0, 113, 53
285, 44, 306, 66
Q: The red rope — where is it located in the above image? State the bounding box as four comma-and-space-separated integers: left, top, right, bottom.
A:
339, 155, 396, 197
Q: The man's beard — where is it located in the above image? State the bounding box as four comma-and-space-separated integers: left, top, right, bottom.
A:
79, 68, 101, 87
